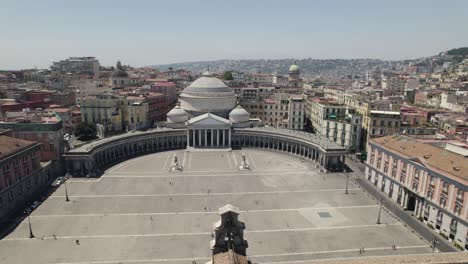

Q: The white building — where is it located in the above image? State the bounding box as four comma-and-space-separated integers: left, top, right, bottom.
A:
308, 98, 362, 150
109, 61, 131, 87
232, 71, 247, 82
51, 56, 100, 78
288, 96, 305, 130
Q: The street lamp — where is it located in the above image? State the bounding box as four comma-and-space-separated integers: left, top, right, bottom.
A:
376, 199, 383, 224
431, 236, 439, 253
344, 171, 350, 195
26, 213, 34, 238
64, 173, 70, 202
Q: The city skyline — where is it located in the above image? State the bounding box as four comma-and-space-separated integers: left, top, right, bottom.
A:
1, 0, 468, 70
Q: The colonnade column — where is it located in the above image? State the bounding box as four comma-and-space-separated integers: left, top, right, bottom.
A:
211, 129, 214, 146
217, 130, 220, 147
192, 130, 196, 147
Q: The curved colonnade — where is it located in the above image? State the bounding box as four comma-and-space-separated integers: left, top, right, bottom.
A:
64, 128, 347, 177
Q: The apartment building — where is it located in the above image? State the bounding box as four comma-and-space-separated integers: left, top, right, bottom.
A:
308, 98, 362, 150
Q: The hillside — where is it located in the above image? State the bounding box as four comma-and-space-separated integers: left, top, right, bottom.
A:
149, 48, 467, 80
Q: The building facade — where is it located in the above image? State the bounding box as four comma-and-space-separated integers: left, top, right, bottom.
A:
308, 98, 362, 151
288, 96, 305, 130
0, 136, 52, 220
366, 136, 468, 250
0, 110, 64, 161
51, 56, 100, 78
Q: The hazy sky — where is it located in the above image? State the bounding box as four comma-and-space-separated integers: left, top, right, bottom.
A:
1, 0, 468, 69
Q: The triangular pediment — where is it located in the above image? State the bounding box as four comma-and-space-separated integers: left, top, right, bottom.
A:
188, 113, 230, 127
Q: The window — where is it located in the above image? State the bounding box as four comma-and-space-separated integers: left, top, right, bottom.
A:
0, 197, 2, 208
442, 182, 449, 193
440, 197, 446, 207
427, 189, 433, 199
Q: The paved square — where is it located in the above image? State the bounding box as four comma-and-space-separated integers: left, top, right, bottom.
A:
0, 149, 432, 264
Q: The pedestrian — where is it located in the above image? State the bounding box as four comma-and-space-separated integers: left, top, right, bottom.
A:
53, 234, 57, 240
359, 248, 362, 254
75, 239, 80, 245
392, 244, 396, 250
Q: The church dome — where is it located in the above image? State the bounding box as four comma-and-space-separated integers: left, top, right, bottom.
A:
182, 76, 233, 94
289, 64, 300, 73
167, 105, 189, 123
229, 105, 250, 123
111, 61, 129, 78
179, 74, 236, 117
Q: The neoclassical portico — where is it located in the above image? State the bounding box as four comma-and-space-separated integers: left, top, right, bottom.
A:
187, 113, 231, 149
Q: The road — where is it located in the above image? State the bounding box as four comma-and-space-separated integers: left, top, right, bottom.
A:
345, 157, 457, 253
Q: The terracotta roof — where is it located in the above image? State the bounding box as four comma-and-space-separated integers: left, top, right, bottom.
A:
372, 136, 468, 181
0, 136, 37, 160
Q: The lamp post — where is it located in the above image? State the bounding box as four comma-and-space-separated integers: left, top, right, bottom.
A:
64, 173, 70, 202
431, 236, 439, 253
26, 213, 34, 238
345, 171, 350, 195
376, 198, 383, 224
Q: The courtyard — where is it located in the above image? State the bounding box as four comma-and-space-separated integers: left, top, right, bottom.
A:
0, 149, 433, 263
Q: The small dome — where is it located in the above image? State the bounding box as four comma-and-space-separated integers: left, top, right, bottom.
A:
167, 105, 188, 123
111, 61, 129, 78
289, 63, 300, 73
229, 105, 250, 123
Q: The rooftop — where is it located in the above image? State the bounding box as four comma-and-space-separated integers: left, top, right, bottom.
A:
373, 136, 468, 181
0, 135, 38, 160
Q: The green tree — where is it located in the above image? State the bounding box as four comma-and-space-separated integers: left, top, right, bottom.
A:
222, 71, 234, 80
74, 122, 97, 141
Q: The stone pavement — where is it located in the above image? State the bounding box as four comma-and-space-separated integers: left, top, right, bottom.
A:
0, 149, 434, 264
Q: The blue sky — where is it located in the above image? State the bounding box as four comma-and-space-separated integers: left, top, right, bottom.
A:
1, 0, 467, 69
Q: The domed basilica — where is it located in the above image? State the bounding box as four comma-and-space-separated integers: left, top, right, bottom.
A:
167, 71, 251, 149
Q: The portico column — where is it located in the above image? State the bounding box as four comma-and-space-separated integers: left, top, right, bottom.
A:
192, 130, 195, 147
222, 129, 226, 147
211, 129, 214, 146
187, 129, 190, 147
198, 129, 201, 147
228, 129, 231, 146
217, 129, 220, 147
204, 129, 207, 147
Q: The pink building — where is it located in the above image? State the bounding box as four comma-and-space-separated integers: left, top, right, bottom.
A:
151, 82, 177, 105
366, 135, 467, 250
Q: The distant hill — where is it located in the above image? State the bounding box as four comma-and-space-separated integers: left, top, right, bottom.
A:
149, 58, 393, 80
148, 48, 467, 80
446, 47, 468, 57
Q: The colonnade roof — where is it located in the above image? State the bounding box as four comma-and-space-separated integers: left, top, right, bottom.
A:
68, 128, 186, 153
236, 127, 347, 151
67, 126, 347, 155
